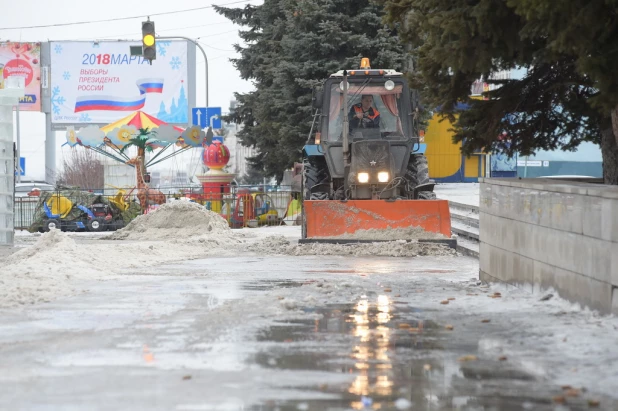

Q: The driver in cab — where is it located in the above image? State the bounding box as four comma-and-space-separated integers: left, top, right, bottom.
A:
349, 94, 380, 129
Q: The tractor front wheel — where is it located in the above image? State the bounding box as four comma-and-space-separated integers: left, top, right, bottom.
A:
405, 154, 437, 200
302, 157, 330, 200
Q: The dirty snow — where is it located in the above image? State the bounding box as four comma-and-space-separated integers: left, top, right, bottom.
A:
247, 235, 456, 257
2, 204, 459, 308
108, 199, 234, 242
328, 226, 445, 240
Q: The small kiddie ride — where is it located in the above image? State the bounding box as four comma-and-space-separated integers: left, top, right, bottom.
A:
221, 189, 281, 229
42, 194, 111, 232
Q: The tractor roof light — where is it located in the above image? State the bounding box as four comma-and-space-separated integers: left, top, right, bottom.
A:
384, 80, 395, 91
358, 172, 369, 183
360, 58, 371, 69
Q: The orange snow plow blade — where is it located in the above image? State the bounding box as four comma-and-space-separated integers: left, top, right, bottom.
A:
303, 200, 452, 239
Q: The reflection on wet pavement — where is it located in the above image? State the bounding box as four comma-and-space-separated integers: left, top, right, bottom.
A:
250, 293, 598, 411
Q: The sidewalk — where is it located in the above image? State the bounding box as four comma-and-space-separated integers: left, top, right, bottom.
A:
435, 183, 480, 207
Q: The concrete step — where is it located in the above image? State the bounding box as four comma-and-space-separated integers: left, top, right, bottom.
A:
450, 209, 479, 229
455, 237, 479, 258
451, 220, 479, 241
448, 200, 479, 215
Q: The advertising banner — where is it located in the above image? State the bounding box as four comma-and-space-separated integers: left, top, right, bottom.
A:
0, 42, 41, 111
50, 41, 189, 125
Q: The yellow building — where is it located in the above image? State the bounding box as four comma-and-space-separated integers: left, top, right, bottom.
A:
424, 112, 487, 182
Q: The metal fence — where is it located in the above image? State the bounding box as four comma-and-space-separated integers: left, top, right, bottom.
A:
14, 185, 302, 231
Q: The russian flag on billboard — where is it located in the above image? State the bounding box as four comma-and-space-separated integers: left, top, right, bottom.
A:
74, 78, 164, 112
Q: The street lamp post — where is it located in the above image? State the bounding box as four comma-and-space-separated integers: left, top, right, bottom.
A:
155, 36, 209, 107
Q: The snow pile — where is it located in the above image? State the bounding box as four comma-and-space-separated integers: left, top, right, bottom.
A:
329, 226, 445, 240
0, 229, 105, 307
247, 235, 457, 257
109, 200, 236, 244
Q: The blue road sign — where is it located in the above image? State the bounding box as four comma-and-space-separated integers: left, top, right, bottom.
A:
16, 157, 25, 176
192, 107, 222, 129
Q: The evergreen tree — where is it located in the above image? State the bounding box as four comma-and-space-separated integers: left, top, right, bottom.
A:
381, 0, 618, 184
216, 0, 405, 181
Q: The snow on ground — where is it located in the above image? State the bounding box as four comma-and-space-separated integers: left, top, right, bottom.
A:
435, 183, 480, 207
0, 200, 456, 308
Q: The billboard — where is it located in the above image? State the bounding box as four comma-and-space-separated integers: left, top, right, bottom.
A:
0, 42, 41, 111
50, 41, 189, 125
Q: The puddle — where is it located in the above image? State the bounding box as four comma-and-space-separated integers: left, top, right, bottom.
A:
248, 295, 598, 411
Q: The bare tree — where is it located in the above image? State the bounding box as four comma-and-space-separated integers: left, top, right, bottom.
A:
57, 148, 104, 190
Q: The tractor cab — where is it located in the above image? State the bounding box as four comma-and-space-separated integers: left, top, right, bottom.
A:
300, 58, 451, 241
319, 61, 417, 145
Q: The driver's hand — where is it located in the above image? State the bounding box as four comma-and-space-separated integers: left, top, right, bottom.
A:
356, 112, 363, 119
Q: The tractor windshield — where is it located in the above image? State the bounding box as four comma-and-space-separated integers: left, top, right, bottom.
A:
324, 80, 409, 142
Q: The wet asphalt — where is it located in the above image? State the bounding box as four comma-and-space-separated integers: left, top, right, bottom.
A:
0, 254, 614, 410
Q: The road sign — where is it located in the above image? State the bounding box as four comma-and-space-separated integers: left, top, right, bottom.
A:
15, 157, 25, 176
192, 107, 222, 129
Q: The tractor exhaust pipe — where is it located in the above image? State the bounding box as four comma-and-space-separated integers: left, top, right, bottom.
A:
342, 70, 350, 192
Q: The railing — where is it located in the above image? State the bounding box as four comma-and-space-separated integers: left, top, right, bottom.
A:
14, 185, 302, 231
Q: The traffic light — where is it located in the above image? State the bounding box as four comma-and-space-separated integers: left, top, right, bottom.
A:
142, 19, 156, 62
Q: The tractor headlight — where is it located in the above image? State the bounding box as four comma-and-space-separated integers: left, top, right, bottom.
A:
358, 172, 369, 183
378, 172, 389, 183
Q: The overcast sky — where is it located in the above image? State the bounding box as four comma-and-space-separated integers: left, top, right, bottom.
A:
0, 0, 261, 181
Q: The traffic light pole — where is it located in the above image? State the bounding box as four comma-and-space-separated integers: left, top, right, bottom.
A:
156, 36, 209, 107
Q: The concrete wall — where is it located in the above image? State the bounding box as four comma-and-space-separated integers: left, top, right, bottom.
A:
479, 178, 618, 315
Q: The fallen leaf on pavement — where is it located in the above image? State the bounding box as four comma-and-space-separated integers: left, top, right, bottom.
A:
588, 399, 600, 407
565, 388, 580, 397
445, 324, 454, 330
481, 319, 491, 323
277, 296, 285, 300
498, 356, 507, 361
440, 300, 449, 305
384, 288, 392, 292
182, 375, 192, 380
448, 297, 456, 301
458, 355, 478, 362
561, 385, 572, 390
399, 323, 411, 329
552, 396, 566, 404
395, 294, 401, 297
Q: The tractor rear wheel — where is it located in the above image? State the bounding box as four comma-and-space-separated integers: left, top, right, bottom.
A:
405, 154, 437, 200
302, 157, 330, 200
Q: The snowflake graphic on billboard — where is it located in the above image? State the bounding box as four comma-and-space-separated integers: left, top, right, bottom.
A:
156, 40, 172, 57
51, 86, 65, 115
62, 71, 71, 81
79, 113, 92, 122
54, 44, 63, 54
170, 57, 181, 70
